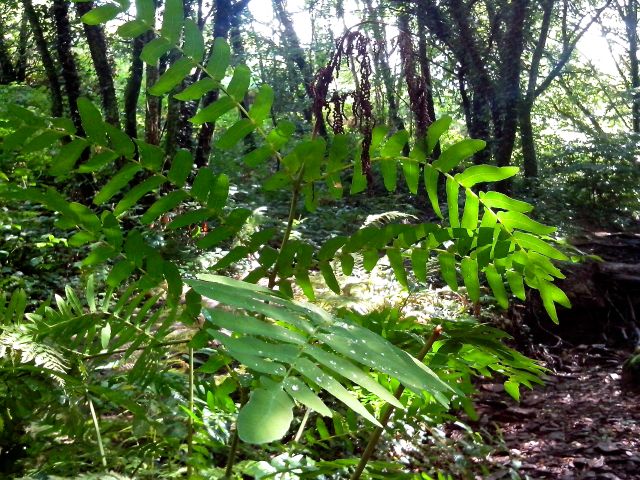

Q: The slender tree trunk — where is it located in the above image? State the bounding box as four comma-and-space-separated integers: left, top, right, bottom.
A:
272, 0, 326, 136
52, 0, 84, 134
520, 0, 554, 177
195, 0, 250, 166
363, 0, 405, 132
624, 0, 640, 133
23, 0, 63, 116
0, 22, 17, 84
416, 6, 439, 156
15, 12, 28, 82
493, 0, 528, 170
519, 100, 538, 177
124, 35, 145, 138
75, 1, 120, 127
144, 30, 161, 145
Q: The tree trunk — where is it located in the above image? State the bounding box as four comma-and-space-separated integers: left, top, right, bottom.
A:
363, 0, 405, 133
144, 26, 162, 145
624, 0, 639, 133
493, 0, 528, 171
75, 1, 120, 127
52, 0, 84, 133
124, 34, 145, 138
23, 0, 63, 117
272, 0, 326, 136
15, 12, 28, 82
195, 0, 250, 166
519, 100, 538, 178
0, 22, 17, 84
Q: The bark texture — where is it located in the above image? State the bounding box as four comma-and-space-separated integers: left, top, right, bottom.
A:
23, 0, 64, 116
75, 1, 120, 127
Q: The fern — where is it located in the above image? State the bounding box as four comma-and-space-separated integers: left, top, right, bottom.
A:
0, 0, 570, 454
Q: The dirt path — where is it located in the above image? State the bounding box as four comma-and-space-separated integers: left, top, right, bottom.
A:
475, 346, 640, 479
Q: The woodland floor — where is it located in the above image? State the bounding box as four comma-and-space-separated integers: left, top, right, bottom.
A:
475, 345, 640, 480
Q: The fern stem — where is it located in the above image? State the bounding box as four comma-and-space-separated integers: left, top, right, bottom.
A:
294, 408, 310, 442
224, 388, 248, 478
187, 347, 194, 477
349, 325, 443, 480
268, 168, 305, 289
87, 393, 108, 469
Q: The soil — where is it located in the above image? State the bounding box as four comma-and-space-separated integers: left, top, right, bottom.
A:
476, 345, 640, 479
476, 231, 640, 479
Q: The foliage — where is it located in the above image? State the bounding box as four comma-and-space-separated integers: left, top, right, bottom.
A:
0, 0, 575, 477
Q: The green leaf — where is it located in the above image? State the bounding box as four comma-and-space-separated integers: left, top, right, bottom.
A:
248, 84, 274, 124
174, 78, 218, 101
237, 387, 294, 444
424, 164, 442, 219
117, 19, 150, 38
455, 165, 519, 188
446, 177, 460, 228
94, 164, 142, 205
411, 248, 428, 282
77, 151, 119, 173
141, 191, 188, 224
379, 159, 397, 191
168, 149, 193, 187
460, 257, 480, 302
513, 232, 568, 261
100, 323, 112, 350
160, 0, 183, 43
433, 139, 486, 173
167, 208, 213, 229
106, 260, 135, 288
148, 57, 193, 96
319, 262, 341, 294
386, 248, 408, 288
402, 158, 420, 194
538, 278, 570, 323
484, 264, 508, 309
22, 130, 64, 153
191, 167, 214, 203
305, 346, 403, 409
340, 253, 354, 276
283, 377, 332, 416
190, 96, 235, 124
81, 4, 121, 25
206, 37, 231, 80
369, 125, 388, 153
504, 380, 520, 401
208, 174, 229, 210
506, 270, 526, 301
497, 211, 556, 235
318, 236, 347, 261
183, 19, 204, 61
460, 190, 479, 229
78, 98, 108, 146
216, 119, 255, 149
114, 175, 166, 216
380, 130, 409, 157
295, 271, 315, 301
479, 191, 533, 213
106, 124, 135, 158
136, 140, 165, 171
206, 309, 306, 344
426, 116, 452, 155
140, 37, 172, 64
136, 0, 155, 24
438, 252, 458, 290
226, 65, 251, 101
293, 358, 381, 427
